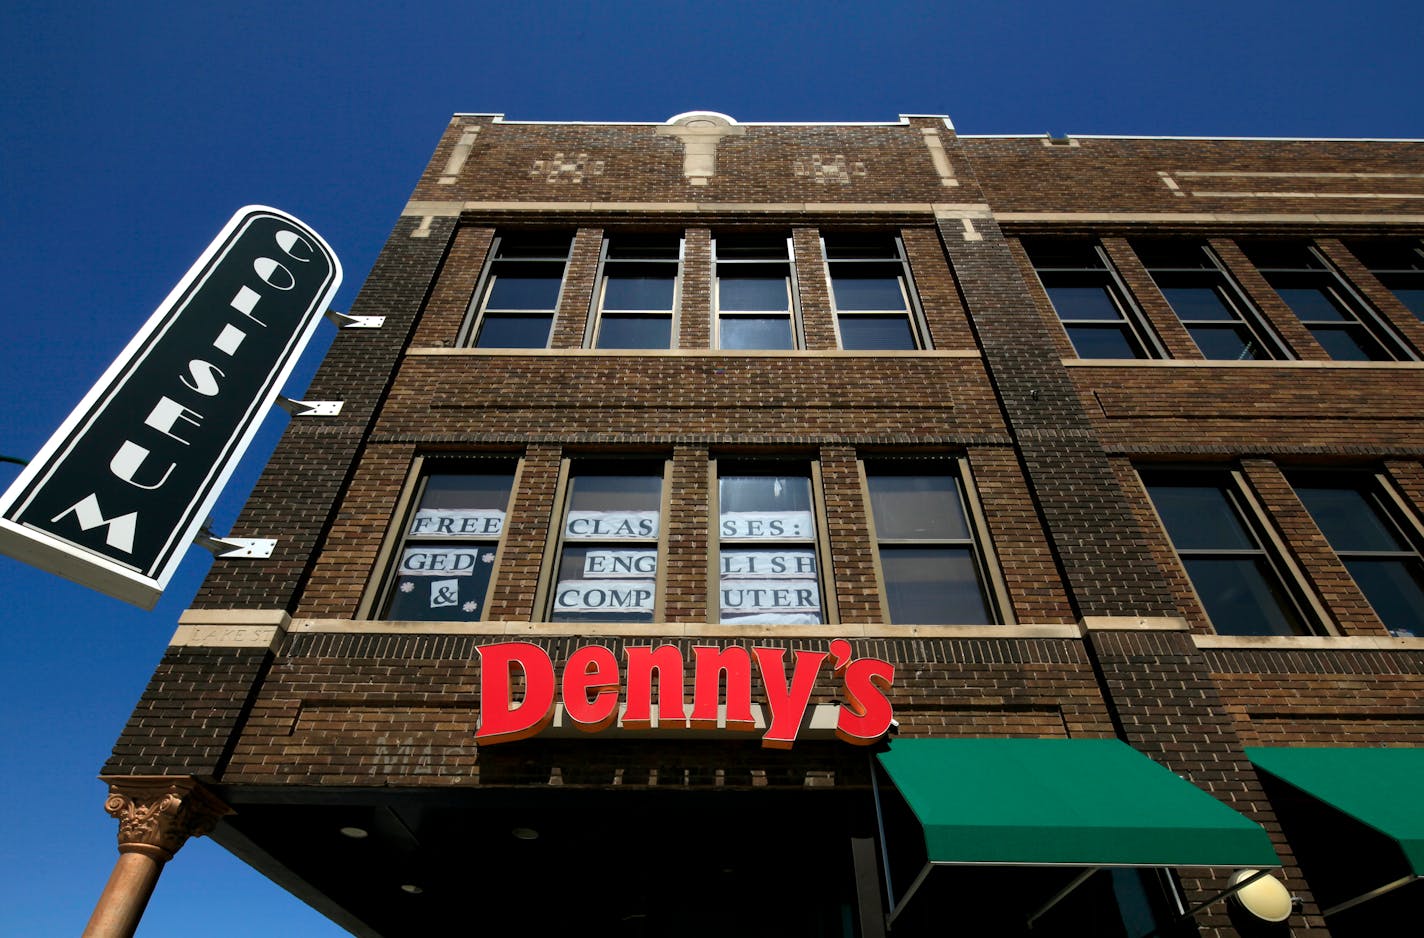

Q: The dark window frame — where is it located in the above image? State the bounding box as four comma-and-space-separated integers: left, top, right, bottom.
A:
537, 456, 672, 623
1288, 468, 1424, 638
1343, 238, 1424, 321
462, 232, 573, 349
1243, 240, 1415, 362
1141, 466, 1321, 637
1132, 239, 1289, 361
713, 233, 802, 350
586, 235, 683, 349
860, 456, 1010, 625
1024, 238, 1165, 360
821, 233, 931, 351
363, 455, 521, 621
710, 456, 837, 625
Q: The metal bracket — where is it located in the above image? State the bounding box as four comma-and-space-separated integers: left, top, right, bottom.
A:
275, 395, 343, 417
325, 309, 385, 329
194, 527, 276, 559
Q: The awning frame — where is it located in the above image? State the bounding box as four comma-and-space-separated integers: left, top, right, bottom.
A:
871, 739, 1283, 934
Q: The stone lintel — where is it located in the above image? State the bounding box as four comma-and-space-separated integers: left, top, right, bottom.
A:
172, 609, 290, 650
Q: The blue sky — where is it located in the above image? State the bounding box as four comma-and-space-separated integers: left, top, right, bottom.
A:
0, 2, 1419, 934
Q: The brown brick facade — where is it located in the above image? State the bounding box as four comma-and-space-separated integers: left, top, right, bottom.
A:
107, 114, 1424, 937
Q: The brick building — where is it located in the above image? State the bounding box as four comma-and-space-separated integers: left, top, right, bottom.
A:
87, 112, 1424, 937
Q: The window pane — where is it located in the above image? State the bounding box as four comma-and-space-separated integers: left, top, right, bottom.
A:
1133, 240, 1212, 269
1382, 283, 1424, 317
867, 474, 971, 540
721, 315, 794, 350
486, 266, 564, 310
719, 473, 812, 517
604, 268, 675, 310
1294, 484, 1408, 551
552, 545, 656, 622
824, 235, 899, 259
387, 545, 497, 621
1346, 241, 1424, 271
1045, 285, 1122, 321
720, 269, 790, 311
880, 547, 991, 624
418, 473, 513, 513
839, 315, 916, 351
1311, 326, 1389, 362
831, 267, 907, 311
596, 314, 672, 349
1243, 242, 1320, 269
717, 236, 788, 260
1189, 324, 1269, 361
1023, 239, 1104, 269
720, 548, 821, 624
606, 238, 679, 260
1343, 558, 1424, 638
1160, 285, 1237, 322
1276, 287, 1350, 322
569, 473, 662, 513
475, 313, 553, 348
1146, 481, 1255, 550
1066, 325, 1145, 359
1182, 557, 1305, 636
496, 234, 572, 258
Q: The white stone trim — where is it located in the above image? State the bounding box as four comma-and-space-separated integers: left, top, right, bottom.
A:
1193, 634, 1424, 651
289, 618, 1081, 640
1079, 616, 1190, 632
171, 609, 291, 649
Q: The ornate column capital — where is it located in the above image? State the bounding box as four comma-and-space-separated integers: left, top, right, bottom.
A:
99, 776, 233, 861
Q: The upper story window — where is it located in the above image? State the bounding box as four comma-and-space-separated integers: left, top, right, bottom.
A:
545, 460, 668, 622
714, 234, 798, 349
823, 234, 926, 350
467, 232, 572, 348
1240, 241, 1414, 361
1289, 471, 1424, 638
590, 236, 682, 349
1344, 239, 1424, 320
376, 463, 516, 621
863, 459, 1001, 624
714, 460, 826, 624
1131, 240, 1286, 361
1141, 468, 1313, 636
1023, 239, 1159, 359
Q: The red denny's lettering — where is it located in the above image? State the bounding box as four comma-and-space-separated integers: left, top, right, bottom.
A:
475, 638, 894, 749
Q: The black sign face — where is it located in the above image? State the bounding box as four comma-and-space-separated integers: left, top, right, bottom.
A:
0, 206, 341, 608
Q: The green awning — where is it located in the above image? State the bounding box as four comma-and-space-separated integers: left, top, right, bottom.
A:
1247, 746, 1424, 874
877, 738, 1280, 869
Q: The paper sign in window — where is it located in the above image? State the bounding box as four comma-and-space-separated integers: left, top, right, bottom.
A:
719, 511, 814, 540
719, 549, 817, 579
553, 579, 657, 613
564, 510, 660, 540
582, 549, 659, 578
398, 546, 493, 576
409, 508, 505, 537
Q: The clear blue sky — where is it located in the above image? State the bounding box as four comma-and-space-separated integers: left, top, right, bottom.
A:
0, 2, 1418, 934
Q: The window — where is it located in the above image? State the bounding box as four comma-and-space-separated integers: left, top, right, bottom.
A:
823, 234, 925, 350
714, 460, 827, 624
1344, 239, 1424, 320
1132, 240, 1285, 360
1289, 472, 1424, 638
1024, 239, 1159, 359
467, 232, 571, 348
591, 236, 681, 349
1142, 468, 1312, 636
863, 460, 1000, 624
1241, 241, 1412, 361
545, 461, 667, 622
377, 464, 516, 621
715, 234, 798, 349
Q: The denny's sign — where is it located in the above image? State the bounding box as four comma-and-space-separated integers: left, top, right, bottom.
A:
476, 639, 895, 749
0, 207, 341, 608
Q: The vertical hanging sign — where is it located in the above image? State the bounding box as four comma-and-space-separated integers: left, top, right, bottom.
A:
0, 206, 342, 609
